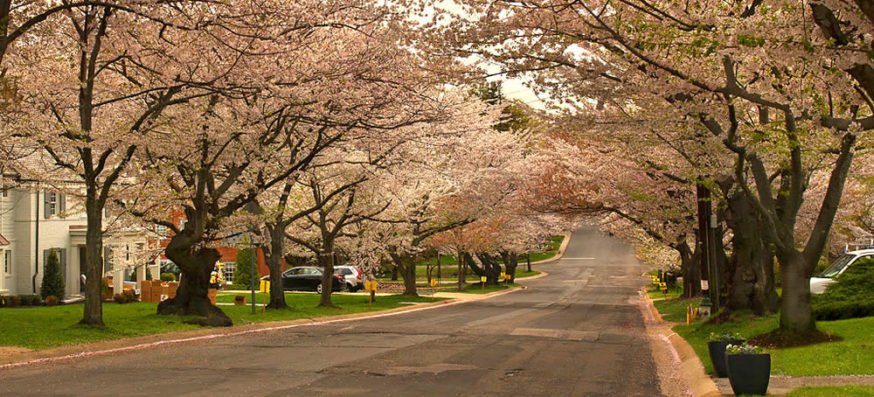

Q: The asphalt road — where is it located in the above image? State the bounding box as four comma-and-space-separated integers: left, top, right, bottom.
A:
0, 228, 662, 396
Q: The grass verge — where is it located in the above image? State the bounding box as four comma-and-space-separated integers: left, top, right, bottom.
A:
650, 290, 874, 376
788, 385, 874, 396
0, 293, 442, 351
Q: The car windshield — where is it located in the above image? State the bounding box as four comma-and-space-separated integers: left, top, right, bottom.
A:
817, 254, 855, 278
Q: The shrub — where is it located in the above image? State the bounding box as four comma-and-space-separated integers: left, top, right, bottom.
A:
123, 289, 136, 302
233, 247, 260, 290
813, 258, 874, 321
17, 295, 41, 306
101, 278, 109, 294
160, 272, 176, 282
40, 250, 65, 299
9, 295, 20, 307
45, 295, 60, 306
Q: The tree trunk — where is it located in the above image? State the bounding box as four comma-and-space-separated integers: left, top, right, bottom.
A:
724, 192, 779, 314
265, 224, 287, 309
777, 250, 816, 333
677, 240, 701, 298
463, 252, 485, 277
80, 195, 104, 326
476, 253, 501, 285
501, 251, 518, 283
457, 252, 467, 292
318, 250, 337, 308
158, 231, 231, 326
391, 252, 418, 296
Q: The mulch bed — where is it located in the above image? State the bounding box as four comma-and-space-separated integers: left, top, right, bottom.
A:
749, 329, 843, 348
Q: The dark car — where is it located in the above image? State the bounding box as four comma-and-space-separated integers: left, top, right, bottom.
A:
270, 266, 343, 294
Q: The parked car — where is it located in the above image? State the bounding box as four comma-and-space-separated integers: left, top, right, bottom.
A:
334, 266, 364, 291
810, 249, 874, 294
263, 266, 343, 294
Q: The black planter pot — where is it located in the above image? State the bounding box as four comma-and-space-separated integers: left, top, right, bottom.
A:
726, 353, 771, 396
707, 339, 745, 377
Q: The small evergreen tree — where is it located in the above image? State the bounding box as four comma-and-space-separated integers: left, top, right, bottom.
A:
41, 250, 65, 299
233, 247, 259, 289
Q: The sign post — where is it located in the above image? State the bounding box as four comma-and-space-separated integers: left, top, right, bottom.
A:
365, 280, 377, 308
480, 276, 486, 291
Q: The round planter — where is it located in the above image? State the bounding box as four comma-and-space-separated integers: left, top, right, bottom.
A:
707, 339, 745, 378
726, 353, 770, 396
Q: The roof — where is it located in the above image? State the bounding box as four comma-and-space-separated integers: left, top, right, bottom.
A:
0, 233, 9, 245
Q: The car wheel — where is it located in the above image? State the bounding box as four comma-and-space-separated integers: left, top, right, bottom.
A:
316, 283, 323, 294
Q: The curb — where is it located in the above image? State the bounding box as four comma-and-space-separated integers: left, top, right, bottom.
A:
515, 271, 548, 281
640, 287, 721, 397
530, 232, 573, 265
0, 286, 525, 371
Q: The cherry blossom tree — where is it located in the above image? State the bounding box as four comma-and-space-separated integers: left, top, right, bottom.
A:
433, 0, 874, 334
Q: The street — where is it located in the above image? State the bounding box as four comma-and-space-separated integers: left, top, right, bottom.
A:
0, 228, 662, 396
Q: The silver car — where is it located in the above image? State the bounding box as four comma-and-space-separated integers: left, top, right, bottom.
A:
334, 266, 364, 291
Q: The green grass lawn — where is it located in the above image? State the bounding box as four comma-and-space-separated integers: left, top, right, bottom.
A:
652, 295, 874, 376
788, 386, 874, 396
0, 293, 441, 351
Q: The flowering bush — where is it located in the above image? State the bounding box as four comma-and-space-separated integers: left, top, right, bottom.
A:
725, 343, 765, 355
709, 332, 743, 342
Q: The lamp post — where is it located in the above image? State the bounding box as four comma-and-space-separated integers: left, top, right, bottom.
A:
244, 200, 263, 315
250, 235, 256, 315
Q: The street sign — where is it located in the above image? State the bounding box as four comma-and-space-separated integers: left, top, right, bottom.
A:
480, 276, 487, 283
365, 281, 377, 292
259, 279, 270, 293
430, 279, 437, 287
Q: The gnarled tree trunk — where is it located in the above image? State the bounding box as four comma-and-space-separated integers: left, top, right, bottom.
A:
500, 251, 518, 283
676, 240, 701, 298
391, 252, 418, 296
158, 230, 231, 326
724, 192, 779, 314
476, 253, 501, 285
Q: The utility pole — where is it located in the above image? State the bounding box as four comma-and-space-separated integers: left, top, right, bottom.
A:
697, 182, 719, 312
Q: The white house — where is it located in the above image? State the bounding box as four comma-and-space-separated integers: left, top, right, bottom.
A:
0, 185, 150, 298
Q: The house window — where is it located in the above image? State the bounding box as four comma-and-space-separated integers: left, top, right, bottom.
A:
222, 262, 235, 281
1, 188, 8, 198
44, 191, 66, 218
3, 250, 11, 274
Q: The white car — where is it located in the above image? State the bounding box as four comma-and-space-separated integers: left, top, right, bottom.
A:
810, 249, 874, 294
334, 266, 364, 291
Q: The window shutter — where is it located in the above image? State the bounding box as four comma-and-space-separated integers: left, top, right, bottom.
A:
59, 194, 66, 215
43, 192, 51, 219
104, 246, 113, 272
60, 248, 67, 289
